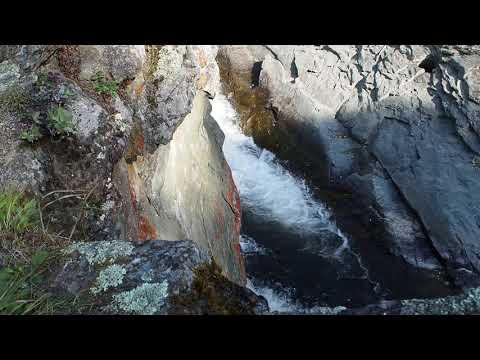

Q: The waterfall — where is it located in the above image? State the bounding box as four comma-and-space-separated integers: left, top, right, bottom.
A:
210, 93, 377, 312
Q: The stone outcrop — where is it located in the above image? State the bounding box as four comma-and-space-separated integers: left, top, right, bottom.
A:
337, 286, 480, 315
218, 45, 480, 293
53, 239, 267, 315
113, 91, 246, 285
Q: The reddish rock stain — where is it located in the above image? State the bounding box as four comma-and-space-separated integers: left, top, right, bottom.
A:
139, 215, 158, 242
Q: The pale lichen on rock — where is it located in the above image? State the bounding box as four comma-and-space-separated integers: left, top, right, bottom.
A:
0, 61, 20, 93
64, 241, 134, 265
110, 281, 169, 315
91, 264, 127, 295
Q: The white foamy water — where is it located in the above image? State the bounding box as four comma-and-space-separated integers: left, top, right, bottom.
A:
210, 93, 348, 244
210, 93, 357, 312
246, 279, 298, 313
240, 235, 269, 255
246, 279, 346, 314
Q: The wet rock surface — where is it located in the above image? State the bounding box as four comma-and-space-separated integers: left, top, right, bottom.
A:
337, 286, 480, 315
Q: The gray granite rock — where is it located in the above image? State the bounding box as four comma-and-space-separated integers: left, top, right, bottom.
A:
218, 45, 480, 290
53, 239, 268, 315
77, 45, 145, 83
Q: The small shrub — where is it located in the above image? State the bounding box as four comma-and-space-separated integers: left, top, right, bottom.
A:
48, 105, 75, 136
20, 125, 43, 143
91, 71, 119, 97
0, 191, 39, 235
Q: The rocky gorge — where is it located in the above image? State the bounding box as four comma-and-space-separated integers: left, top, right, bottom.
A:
1, 44, 480, 315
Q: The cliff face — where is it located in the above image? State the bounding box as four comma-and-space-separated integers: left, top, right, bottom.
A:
114, 91, 245, 285
0, 45, 246, 291
218, 45, 480, 293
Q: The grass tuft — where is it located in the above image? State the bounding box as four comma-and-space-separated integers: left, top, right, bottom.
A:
0, 249, 64, 314
0, 191, 40, 235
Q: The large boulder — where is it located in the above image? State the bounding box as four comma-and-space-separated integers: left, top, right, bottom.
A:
113, 91, 246, 286
53, 239, 268, 315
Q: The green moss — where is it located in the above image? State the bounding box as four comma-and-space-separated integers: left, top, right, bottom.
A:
170, 261, 259, 315
144, 45, 161, 82
64, 241, 134, 266
0, 59, 29, 114
91, 264, 126, 295
124, 121, 144, 163
111, 281, 169, 315
0, 85, 30, 115
143, 45, 162, 112
216, 54, 290, 157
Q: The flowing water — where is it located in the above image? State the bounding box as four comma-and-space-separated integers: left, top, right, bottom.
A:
210, 93, 380, 312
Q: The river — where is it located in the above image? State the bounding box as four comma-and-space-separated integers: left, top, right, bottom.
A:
210, 93, 381, 312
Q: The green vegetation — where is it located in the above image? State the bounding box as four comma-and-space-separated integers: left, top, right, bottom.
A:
145, 45, 161, 81
0, 85, 30, 114
0, 192, 40, 236
0, 191, 69, 314
20, 106, 76, 143
91, 71, 119, 97
0, 191, 44, 267
48, 105, 75, 136
169, 261, 260, 315
37, 72, 53, 88
20, 126, 43, 143
0, 250, 60, 314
